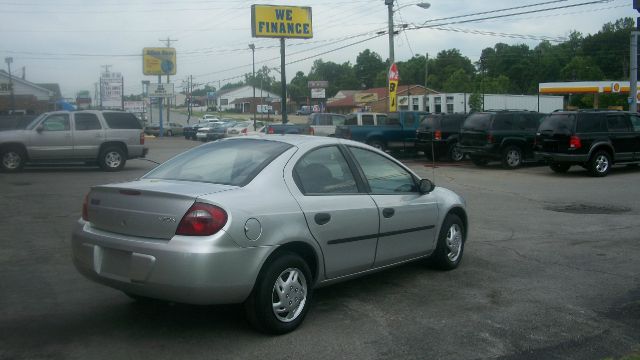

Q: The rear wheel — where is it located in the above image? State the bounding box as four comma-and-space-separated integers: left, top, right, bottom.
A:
470, 156, 489, 167
550, 162, 571, 173
99, 146, 126, 172
448, 143, 464, 162
502, 146, 522, 169
0, 147, 26, 172
245, 252, 312, 334
588, 151, 611, 177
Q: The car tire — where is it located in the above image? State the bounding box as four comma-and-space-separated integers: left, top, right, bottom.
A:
588, 151, 611, 177
244, 252, 312, 334
470, 156, 489, 167
448, 143, 464, 162
427, 214, 465, 270
166, 130, 173, 137
367, 139, 386, 151
550, 162, 571, 173
0, 147, 26, 172
501, 146, 522, 169
99, 146, 126, 172
123, 292, 161, 304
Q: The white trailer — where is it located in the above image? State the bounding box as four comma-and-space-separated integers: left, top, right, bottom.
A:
420, 93, 564, 114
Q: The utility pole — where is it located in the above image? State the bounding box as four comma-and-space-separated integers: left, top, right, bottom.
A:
249, 44, 257, 130
5, 57, 15, 113
160, 37, 177, 133
280, 38, 287, 124
632, 31, 638, 113
424, 52, 428, 112
386, 0, 394, 64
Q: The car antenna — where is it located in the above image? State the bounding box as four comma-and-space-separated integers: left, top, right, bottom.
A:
431, 129, 436, 183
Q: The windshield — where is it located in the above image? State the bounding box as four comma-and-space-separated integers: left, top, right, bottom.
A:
462, 113, 492, 131
539, 114, 576, 134
143, 139, 292, 186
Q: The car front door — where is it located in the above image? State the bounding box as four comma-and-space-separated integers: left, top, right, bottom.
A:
28, 113, 73, 160
73, 112, 105, 158
606, 114, 635, 161
288, 145, 380, 279
348, 146, 438, 267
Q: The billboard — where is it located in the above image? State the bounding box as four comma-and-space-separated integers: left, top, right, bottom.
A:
100, 72, 123, 109
307, 80, 328, 88
310, 88, 325, 99
148, 83, 174, 98
143, 47, 177, 75
251, 5, 313, 39
354, 93, 379, 103
124, 101, 145, 113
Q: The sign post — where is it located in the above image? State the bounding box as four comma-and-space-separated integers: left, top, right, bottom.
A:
388, 63, 399, 112
143, 47, 177, 136
251, 5, 313, 123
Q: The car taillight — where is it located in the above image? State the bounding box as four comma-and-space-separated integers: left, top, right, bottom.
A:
241, 128, 247, 135
434, 130, 442, 141
569, 135, 582, 149
140, 132, 145, 145
82, 193, 89, 221
176, 203, 227, 236
309, 127, 314, 135
268, 126, 275, 134
487, 134, 494, 143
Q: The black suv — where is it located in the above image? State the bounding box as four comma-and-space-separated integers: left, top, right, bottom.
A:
458, 110, 545, 169
534, 110, 640, 177
415, 113, 466, 161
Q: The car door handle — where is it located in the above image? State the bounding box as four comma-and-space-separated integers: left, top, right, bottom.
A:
382, 208, 395, 218
314, 213, 331, 225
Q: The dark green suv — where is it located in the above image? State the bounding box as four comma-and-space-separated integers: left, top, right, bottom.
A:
458, 110, 545, 169
534, 110, 640, 177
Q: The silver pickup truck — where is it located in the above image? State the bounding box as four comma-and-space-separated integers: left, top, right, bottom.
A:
0, 110, 148, 172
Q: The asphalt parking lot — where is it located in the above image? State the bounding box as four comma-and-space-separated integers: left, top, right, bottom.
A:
1, 137, 639, 360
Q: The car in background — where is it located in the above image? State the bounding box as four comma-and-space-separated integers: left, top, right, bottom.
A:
203, 121, 238, 141
0, 110, 147, 172
72, 135, 467, 334
202, 114, 219, 121
415, 113, 467, 161
227, 121, 264, 137
265, 123, 314, 135
144, 122, 183, 137
458, 110, 545, 169
185, 119, 221, 140
296, 106, 312, 116
308, 113, 346, 137
535, 110, 640, 177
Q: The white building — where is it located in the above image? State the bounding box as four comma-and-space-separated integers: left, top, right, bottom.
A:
396, 93, 564, 114
216, 85, 280, 112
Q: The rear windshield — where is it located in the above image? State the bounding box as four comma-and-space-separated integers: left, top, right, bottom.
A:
143, 139, 292, 187
462, 113, 492, 131
539, 114, 576, 133
418, 115, 439, 130
103, 112, 143, 129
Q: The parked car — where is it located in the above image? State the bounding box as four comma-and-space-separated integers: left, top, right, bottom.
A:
72, 135, 468, 334
195, 121, 225, 141
227, 121, 264, 137
184, 119, 219, 140
296, 106, 312, 116
334, 111, 427, 152
203, 121, 238, 141
415, 113, 467, 161
265, 123, 314, 135
534, 110, 640, 177
202, 114, 219, 121
308, 113, 346, 137
144, 122, 184, 137
0, 110, 148, 172
458, 110, 545, 169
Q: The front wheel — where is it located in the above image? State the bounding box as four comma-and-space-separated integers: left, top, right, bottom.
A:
427, 214, 465, 270
245, 252, 312, 334
99, 147, 126, 172
1, 147, 26, 172
588, 151, 611, 177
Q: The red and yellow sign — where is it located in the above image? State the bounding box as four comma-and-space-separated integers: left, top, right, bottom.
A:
388, 63, 399, 112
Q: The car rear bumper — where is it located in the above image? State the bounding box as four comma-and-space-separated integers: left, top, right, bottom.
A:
535, 151, 589, 163
458, 144, 500, 158
415, 139, 448, 154
71, 220, 269, 305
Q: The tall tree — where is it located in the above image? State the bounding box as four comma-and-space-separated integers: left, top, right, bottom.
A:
355, 50, 386, 89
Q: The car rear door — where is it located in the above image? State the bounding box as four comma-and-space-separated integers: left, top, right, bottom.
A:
347, 146, 438, 267
288, 145, 380, 279
72, 112, 105, 158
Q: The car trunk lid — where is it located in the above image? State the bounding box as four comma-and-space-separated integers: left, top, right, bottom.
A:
86, 179, 236, 240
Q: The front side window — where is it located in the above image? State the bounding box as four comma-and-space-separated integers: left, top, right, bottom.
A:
349, 147, 416, 194
294, 146, 358, 194
42, 114, 70, 131
143, 139, 292, 187
606, 115, 630, 132
74, 113, 102, 130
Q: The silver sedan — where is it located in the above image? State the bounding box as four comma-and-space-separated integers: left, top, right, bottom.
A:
72, 135, 468, 334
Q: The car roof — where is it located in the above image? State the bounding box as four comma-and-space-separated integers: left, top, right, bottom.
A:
226, 134, 364, 147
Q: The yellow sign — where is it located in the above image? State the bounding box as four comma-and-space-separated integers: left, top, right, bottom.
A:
143, 47, 177, 75
251, 5, 313, 39
388, 63, 399, 112
354, 93, 379, 103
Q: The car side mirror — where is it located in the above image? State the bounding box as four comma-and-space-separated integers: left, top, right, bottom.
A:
418, 178, 435, 194
36, 125, 44, 133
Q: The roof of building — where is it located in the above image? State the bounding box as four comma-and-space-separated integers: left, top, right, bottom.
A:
37, 83, 62, 99
327, 85, 437, 108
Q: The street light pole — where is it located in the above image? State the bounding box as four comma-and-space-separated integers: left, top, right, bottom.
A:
249, 43, 257, 130
5, 57, 15, 113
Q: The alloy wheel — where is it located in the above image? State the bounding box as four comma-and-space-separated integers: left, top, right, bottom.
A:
446, 223, 463, 262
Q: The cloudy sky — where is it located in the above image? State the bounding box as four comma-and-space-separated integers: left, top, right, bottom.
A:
0, 0, 633, 98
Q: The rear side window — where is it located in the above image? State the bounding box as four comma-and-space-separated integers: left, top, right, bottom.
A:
462, 113, 491, 131
103, 112, 143, 129
539, 114, 575, 133
606, 115, 631, 132
74, 113, 102, 130
294, 146, 358, 194
576, 114, 606, 133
